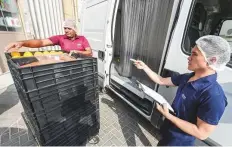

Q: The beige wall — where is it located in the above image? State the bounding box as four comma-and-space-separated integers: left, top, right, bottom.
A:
63, 0, 75, 20
0, 1, 77, 74
0, 32, 26, 73
62, 0, 78, 31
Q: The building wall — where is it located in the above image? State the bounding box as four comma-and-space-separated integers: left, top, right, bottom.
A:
0, 32, 26, 73
62, 0, 79, 32
0, 0, 26, 74
0, 0, 79, 74
63, 0, 75, 19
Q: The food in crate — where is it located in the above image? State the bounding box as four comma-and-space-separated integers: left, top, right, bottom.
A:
10, 51, 76, 67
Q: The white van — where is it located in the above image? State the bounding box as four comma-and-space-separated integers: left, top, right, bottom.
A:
80, 0, 232, 146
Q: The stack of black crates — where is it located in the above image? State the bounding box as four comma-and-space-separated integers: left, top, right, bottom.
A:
6, 52, 100, 146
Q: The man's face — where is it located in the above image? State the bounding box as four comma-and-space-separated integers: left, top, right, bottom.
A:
64, 27, 76, 38
188, 46, 208, 71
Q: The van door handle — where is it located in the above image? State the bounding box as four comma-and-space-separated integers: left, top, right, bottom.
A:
98, 51, 105, 61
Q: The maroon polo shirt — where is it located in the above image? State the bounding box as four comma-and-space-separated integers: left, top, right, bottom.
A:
48, 35, 91, 52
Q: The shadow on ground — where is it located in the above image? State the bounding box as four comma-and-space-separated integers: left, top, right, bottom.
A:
0, 84, 19, 115
101, 90, 160, 146
0, 127, 37, 146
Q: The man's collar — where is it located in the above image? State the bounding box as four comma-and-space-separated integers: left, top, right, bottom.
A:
64, 34, 79, 39
189, 72, 217, 90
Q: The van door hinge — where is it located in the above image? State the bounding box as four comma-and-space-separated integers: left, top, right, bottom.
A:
106, 44, 112, 48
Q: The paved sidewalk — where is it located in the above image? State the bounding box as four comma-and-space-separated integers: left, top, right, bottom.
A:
0, 73, 159, 146
87, 92, 160, 146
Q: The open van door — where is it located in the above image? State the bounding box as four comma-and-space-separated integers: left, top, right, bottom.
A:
107, 0, 181, 129
80, 0, 118, 88
163, 0, 232, 146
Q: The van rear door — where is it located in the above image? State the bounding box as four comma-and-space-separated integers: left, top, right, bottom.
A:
80, 0, 117, 87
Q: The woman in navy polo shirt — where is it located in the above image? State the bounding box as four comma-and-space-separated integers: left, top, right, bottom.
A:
133, 35, 231, 146
5, 19, 92, 57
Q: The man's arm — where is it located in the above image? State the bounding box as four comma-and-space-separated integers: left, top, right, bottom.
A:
134, 60, 175, 86
71, 47, 92, 57
5, 39, 54, 52
168, 115, 216, 140
21, 39, 54, 48
143, 66, 174, 86
157, 103, 216, 140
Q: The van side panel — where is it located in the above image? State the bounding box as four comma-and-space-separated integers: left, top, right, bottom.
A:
81, 0, 112, 87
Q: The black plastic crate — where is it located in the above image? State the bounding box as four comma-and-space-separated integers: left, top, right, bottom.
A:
13, 71, 98, 98
21, 89, 99, 131
45, 113, 99, 146
8, 53, 100, 145
15, 76, 98, 113
24, 108, 100, 146
6, 52, 97, 91
8, 59, 97, 93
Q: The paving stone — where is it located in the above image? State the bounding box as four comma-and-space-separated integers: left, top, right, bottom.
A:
127, 136, 137, 146
99, 133, 112, 143
0, 131, 10, 145
29, 142, 38, 146
1, 129, 9, 135
27, 131, 34, 141
118, 132, 132, 144
110, 128, 123, 139
97, 129, 105, 138
10, 129, 27, 140
2, 136, 19, 146
95, 137, 105, 146
17, 118, 27, 128
19, 133, 29, 145
10, 127, 19, 135
103, 140, 114, 146
110, 136, 123, 146
0, 128, 7, 135
102, 126, 112, 134
111, 122, 121, 130
137, 133, 153, 146
134, 135, 143, 146
21, 140, 37, 146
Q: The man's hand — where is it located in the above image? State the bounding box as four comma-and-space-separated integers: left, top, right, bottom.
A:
133, 60, 148, 70
69, 48, 92, 57
158, 103, 217, 140
5, 42, 23, 52
156, 103, 171, 118
69, 50, 81, 56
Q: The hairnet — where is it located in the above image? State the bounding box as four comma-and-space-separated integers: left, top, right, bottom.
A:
196, 35, 231, 71
63, 19, 77, 33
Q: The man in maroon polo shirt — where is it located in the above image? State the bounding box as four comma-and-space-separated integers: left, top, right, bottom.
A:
5, 19, 92, 56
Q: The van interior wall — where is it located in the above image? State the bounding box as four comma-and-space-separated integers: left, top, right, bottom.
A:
113, 0, 175, 88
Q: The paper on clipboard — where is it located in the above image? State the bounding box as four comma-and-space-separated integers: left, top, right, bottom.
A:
139, 83, 174, 112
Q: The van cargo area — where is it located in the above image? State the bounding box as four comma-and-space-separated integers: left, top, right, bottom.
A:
109, 0, 176, 122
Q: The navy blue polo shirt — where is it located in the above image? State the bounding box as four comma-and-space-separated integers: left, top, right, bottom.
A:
159, 72, 227, 146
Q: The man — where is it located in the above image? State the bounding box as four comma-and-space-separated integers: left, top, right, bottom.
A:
5, 19, 92, 56
133, 35, 231, 146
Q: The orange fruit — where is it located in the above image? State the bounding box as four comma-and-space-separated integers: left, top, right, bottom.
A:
23, 51, 33, 57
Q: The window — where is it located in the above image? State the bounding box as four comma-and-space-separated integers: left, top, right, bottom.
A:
0, 0, 22, 32
219, 20, 232, 66
182, 0, 232, 67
